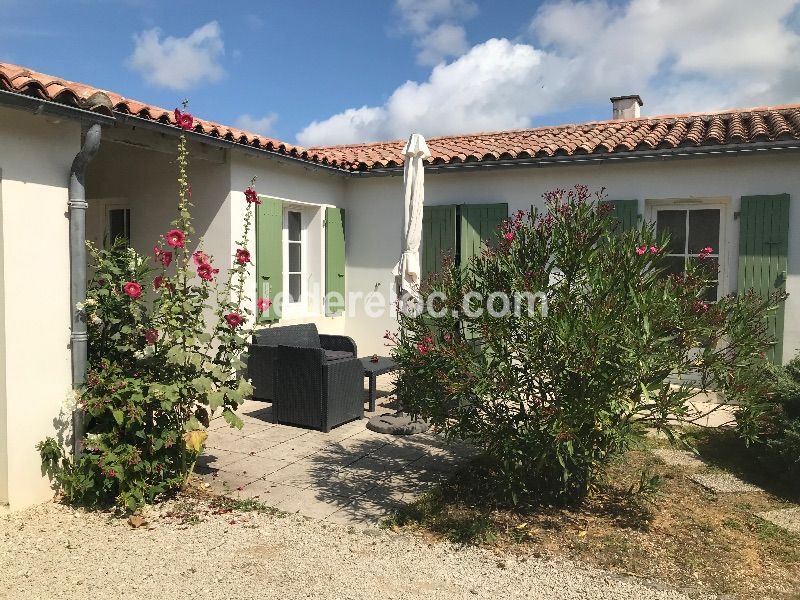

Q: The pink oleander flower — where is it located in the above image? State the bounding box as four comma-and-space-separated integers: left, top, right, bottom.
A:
256, 297, 272, 313
164, 229, 186, 248
174, 108, 193, 130
244, 187, 261, 204
698, 246, 713, 259
144, 329, 158, 345
196, 262, 218, 281
417, 343, 429, 355
635, 246, 647, 256
225, 312, 243, 328
504, 232, 515, 242
123, 281, 142, 299
193, 251, 210, 266
649, 246, 659, 254
235, 248, 251, 264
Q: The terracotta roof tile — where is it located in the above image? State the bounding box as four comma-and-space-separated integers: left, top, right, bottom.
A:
2, 62, 800, 173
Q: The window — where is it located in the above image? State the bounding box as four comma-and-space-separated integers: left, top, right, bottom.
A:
285, 209, 304, 305
655, 207, 721, 300
107, 207, 131, 246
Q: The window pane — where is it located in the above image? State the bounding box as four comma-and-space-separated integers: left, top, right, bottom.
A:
656, 210, 686, 254
109, 208, 129, 244
702, 284, 719, 302
288, 211, 301, 241
688, 210, 720, 254
662, 255, 685, 278
288, 242, 301, 272
689, 256, 719, 280
288, 274, 301, 302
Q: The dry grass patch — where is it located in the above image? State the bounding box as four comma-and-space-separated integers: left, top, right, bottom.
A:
385, 434, 800, 600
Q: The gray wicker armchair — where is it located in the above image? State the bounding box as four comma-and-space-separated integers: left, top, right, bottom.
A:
246, 324, 363, 432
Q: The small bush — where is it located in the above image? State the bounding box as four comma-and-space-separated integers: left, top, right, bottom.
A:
733, 356, 800, 476
392, 185, 779, 505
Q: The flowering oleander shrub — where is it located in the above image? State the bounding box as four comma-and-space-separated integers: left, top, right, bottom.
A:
392, 185, 781, 505
38, 107, 269, 510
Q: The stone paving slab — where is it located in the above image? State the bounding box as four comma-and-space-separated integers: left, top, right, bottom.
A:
204, 378, 474, 525
690, 472, 764, 493
756, 507, 800, 533
652, 448, 707, 469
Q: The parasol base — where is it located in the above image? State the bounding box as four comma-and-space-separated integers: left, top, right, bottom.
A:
366, 412, 429, 435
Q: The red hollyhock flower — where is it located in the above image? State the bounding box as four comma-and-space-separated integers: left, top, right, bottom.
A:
244, 187, 261, 204
196, 262, 218, 281
123, 281, 142, 299
256, 297, 272, 312
225, 312, 243, 328
153, 275, 164, 290
164, 229, 186, 248
144, 329, 158, 345
193, 250, 210, 266
174, 108, 194, 130
235, 248, 251, 264
154, 246, 173, 267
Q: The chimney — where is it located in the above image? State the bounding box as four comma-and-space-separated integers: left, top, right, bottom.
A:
610, 95, 643, 120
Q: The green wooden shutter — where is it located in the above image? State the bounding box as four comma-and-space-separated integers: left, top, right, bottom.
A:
325, 207, 346, 314
256, 196, 282, 321
605, 199, 639, 233
738, 194, 790, 364
459, 203, 509, 264
422, 205, 457, 278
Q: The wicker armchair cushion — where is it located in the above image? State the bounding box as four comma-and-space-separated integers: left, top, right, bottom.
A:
252, 323, 321, 348
324, 349, 353, 362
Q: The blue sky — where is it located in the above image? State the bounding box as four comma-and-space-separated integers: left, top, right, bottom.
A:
2, 0, 799, 146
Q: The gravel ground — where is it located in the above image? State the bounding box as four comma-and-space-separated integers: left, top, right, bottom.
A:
757, 507, 800, 533
0, 499, 707, 600
690, 472, 764, 493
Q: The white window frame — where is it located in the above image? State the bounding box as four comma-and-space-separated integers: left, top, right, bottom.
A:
645, 197, 731, 301
282, 206, 307, 316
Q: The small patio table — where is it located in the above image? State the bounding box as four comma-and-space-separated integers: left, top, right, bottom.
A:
359, 356, 399, 412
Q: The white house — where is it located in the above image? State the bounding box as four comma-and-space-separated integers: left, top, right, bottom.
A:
1, 63, 798, 510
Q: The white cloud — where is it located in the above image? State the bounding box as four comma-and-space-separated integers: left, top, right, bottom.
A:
235, 113, 279, 137
394, 0, 477, 65
298, 0, 800, 147
128, 21, 225, 90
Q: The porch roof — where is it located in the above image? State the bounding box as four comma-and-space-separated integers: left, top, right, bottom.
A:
2, 61, 800, 175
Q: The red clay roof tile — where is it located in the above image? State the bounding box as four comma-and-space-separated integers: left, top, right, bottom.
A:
2, 62, 800, 173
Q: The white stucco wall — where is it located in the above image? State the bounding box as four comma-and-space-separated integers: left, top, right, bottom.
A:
230, 153, 348, 335
342, 152, 800, 358
86, 136, 233, 276
0, 106, 80, 509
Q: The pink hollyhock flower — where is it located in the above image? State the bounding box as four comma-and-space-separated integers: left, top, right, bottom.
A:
192, 250, 210, 266
649, 246, 659, 254
123, 281, 142, 299
196, 262, 218, 281
225, 312, 243, 328
235, 248, 251, 264
174, 108, 194, 130
504, 232, 515, 242
635, 246, 647, 256
244, 187, 261, 204
256, 297, 272, 313
144, 329, 158, 345
164, 229, 185, 248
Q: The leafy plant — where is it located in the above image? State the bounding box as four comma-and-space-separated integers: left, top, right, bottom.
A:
392, 185, 780, 505
38, 108, 268, 510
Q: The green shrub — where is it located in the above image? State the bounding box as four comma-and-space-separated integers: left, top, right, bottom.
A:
733, 356, 800, 475
38, 108, 266, 510
392, 185, 779, 505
